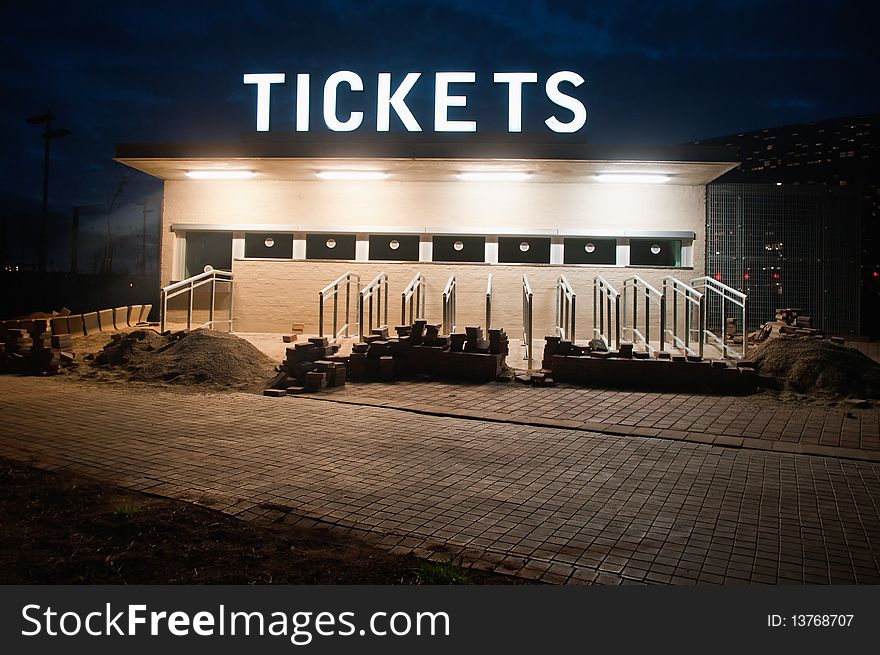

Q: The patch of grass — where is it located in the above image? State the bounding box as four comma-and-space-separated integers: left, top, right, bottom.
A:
416, 557, 472, 585
112, 504, 141, 517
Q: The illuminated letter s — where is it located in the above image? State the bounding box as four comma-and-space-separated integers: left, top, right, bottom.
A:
544, 71, 587, 133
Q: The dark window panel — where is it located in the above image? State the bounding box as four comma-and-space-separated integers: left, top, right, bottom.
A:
563, 237, 617, 264
305, 233, 357, 260
185, 232, 232, 277
498, 236, 551, 264
629, 239, 682, 267
368, 234, 420, 261
432, 235, 485, 262
244, 233, 293, 259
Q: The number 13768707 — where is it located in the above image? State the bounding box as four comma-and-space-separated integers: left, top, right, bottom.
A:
767, 614, 854, 628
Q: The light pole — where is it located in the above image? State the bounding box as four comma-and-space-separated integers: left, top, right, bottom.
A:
27, 110, 71, 276
135, 199, 154, 277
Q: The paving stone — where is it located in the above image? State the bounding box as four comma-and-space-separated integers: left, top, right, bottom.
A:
1, 376, 879, 587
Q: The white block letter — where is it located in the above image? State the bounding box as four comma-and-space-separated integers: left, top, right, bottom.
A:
243, 73, 286, 132
128, 605, 146, 635
544, 71, 587, 133
434, 72, 476, 132
21, 605, 41, 636
493, 72, 537, 132
377, 72, 422, 131
323, 70, 364, 132
296, 73, 310, 132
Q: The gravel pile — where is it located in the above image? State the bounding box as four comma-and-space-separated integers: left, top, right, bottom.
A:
753, 337, 880, 399
82, 329, 277, 391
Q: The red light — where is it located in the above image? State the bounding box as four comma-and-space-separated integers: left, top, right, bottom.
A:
713, 273, 722, 281
743, 273, 750, 280
772, 273, 780, 279
874, 271, 879, 278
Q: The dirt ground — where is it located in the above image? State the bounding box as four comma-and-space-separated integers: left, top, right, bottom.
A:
0, 458, 523, 585
64, 328, 279, 393
753, 336, 880, 402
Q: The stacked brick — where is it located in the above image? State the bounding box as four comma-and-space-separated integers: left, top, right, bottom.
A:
542, 336, 651, 368
1, 319, 75, 375
543, 335, 758, 394
264, 337, 346, 395
264, 322, 510, 396
752, 308, 824, 343
281, 322, 305, 343
349, 322, 507, 383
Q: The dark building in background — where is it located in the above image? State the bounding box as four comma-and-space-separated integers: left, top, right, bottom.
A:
695, 114, 878, 336
706, 183, 860, 334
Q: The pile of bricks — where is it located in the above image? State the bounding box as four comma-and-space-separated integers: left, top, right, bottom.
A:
348, 321, 507, 383
542, 336, 652, 368
725, 317, 742, 344
1, 319, 75, 375
752, 308, 824, 342
264, 321, 510, 396
281, 322, 305, 344
542, 335, 758, 394
265, 337, 346, 395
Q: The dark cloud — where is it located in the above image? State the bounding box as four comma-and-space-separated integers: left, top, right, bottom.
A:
1, 0, 877, 213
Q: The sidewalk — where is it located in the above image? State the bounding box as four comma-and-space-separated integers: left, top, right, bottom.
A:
301, 380, 880, 461
1, 376, 879, 585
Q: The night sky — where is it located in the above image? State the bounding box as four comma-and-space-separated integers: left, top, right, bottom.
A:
1, 0, 878, 272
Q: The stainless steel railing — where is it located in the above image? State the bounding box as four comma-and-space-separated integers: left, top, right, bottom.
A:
160, 267, 233, 333
663, 276, 705, 358
442, 274, 456, 335
554, 274, 577, 341
401, 272, 426, 326
592, 276, 620, 349
485, 272, 493, 330
318, 271, 360, 341
622, 275, 665, 354
522, 274, 534, 370
691, 276, 748, 359
358, 272, 388, 340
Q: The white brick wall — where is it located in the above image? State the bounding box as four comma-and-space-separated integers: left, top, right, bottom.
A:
159, 176, 708, 338
161, 179, 706, 282
232, 259, 690, 340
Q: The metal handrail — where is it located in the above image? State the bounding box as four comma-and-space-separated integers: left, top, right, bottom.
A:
485, 273, 493, 329
522, 274, 534, 370
592, 276, 620, 349
319, 271, 360, 341
160, 267, 233, 333
554, 275, 577, 341
358, 272, 389, 340
401, 272, 426, 326
662, 276, 705, 358
692, 276, 748, 359
442, 275, 456, 334
622, 275, 665, 353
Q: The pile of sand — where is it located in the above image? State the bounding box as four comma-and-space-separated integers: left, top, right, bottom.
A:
77, 329, 278, 391
753, 337, 880, 399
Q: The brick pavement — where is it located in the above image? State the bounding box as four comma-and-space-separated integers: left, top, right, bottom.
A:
301, 380, 880, 461
1, 376, 879, 585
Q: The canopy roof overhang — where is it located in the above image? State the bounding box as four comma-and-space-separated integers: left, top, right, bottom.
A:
115, 139, 739, 186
